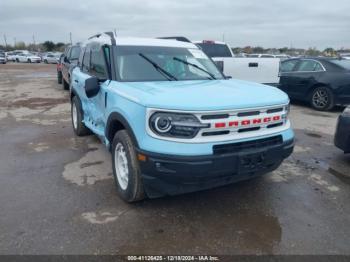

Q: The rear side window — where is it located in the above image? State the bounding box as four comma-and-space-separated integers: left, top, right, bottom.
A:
82, 48, 90, 73
297, 60, 324, 72
196, 43, 232, 58
281, 60, 298, 72
90, 46, 108, 79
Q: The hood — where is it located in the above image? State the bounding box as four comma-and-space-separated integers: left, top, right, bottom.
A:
113, 79, 289, 111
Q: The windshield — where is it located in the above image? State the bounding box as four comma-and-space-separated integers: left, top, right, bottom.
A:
114, 46, 224, 82
70, 46, 81, 60
195, 43, 232, 58
330, 59, 350, 70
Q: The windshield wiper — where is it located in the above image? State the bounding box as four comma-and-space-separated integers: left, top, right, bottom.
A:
173, 57, 216, 80
139, 53, 177, 81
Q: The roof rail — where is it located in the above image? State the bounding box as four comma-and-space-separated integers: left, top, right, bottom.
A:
157, 36, 191, 43
88, 31, 116, 45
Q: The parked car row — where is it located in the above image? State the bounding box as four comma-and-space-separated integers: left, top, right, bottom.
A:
2, 50, 62, 63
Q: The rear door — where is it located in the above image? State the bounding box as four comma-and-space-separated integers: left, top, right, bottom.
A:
279, 59, 299, 95
284, 59, 325, 99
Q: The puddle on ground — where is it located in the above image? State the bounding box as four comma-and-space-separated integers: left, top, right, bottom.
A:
62, 142, 112, 186
12, 97, 67, 109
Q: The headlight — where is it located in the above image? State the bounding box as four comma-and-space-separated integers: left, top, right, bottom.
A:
149, 112, 209, 138
282, 103, 290, 122
343, 106, 350, 116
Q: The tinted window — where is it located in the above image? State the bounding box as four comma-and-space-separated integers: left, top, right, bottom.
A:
196, 43, 232, 58
297, 60, 324, 72
82, 48, 90, 73
70, 46, 81, 60
281, 60, 298, 72
90, 46, 108, 79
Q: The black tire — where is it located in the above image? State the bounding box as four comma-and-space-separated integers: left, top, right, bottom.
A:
27, 59, 31, 63
62, 78, 69, 90
71, 96, 91, 136
57, 71, 62, 84
44, 59, 48, 64
112, 130, 145, 202
16, 59, 19, 63
310, 86, 334, 111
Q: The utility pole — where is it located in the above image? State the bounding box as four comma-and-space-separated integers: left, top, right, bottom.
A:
32, 34, 36, 46
14, 37, 16, 47
222, 33, 225, 43
69, 32, 72, 45
3, 34, 7, 48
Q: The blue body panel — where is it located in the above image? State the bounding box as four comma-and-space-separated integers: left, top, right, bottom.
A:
71, 67, 294, 156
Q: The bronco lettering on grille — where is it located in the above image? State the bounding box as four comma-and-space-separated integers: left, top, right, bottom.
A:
215, 115, 282, 129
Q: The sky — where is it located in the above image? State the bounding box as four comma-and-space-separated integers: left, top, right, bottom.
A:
0, 0, 350, 49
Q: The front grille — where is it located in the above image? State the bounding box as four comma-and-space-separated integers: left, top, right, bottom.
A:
213, 135, 283, 155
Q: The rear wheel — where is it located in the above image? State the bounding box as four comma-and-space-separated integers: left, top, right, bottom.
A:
71, 96, 91, 136
310, 86, 334, 111
112, 130, 145, 202
57, 71, 62, 84
27, 59, 31, 63
44, 59, 48, 64
62, 78, 69, 90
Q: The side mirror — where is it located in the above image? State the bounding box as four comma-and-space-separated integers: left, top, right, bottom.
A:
64, 56, 69, 63
85, 76, 100, 98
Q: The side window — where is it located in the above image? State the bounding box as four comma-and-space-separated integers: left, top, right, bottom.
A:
82, 48, 90, 73
90, 46, 108, 79
297, 60, 324, 72
280, 60, 298, 72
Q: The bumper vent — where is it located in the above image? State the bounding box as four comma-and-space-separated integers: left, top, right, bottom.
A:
213, 135, 283, 155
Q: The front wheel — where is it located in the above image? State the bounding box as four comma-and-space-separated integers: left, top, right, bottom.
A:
310, 86, 334, 111
112, 130, 145, 202
71, 96, 91, 136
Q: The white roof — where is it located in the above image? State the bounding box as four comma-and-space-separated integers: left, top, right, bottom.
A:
87, 33, 198, 49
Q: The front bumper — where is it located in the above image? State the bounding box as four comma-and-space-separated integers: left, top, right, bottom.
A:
334, 114, 350, 153
137, 136, 294, 198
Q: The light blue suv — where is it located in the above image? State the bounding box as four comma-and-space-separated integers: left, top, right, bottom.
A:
70, 32, 294, 202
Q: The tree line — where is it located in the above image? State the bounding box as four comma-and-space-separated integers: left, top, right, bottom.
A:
0, 41, 66, 52
231, 46, 348, 57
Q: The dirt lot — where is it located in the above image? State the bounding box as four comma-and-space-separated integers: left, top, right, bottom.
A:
0, 63, 349, 255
